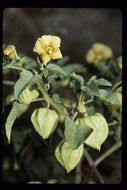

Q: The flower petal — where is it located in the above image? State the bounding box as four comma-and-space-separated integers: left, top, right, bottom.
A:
52, 48, 62, 59
41, 54, 51, 66
40, 35, 52, 46
33, 39, 43, 55
51, 36, 61, 48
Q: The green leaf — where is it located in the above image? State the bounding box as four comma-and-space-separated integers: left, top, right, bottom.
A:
70, 80, 79, 93
76, 113, 109, 151
9, 58, 17, 65
70, 74, 84, 86
99, 89, 109, 97
55, 139, 83, 173
16, 103, 29, 118
62, 64, 84, 74
95, 89, 109, 102
95, 89, 120, 105
28, 74, 42, 86
81, 86, 94, 99
43, 68, 48, 77
19, 56, 37, 69
52, 93, 62, 103
64, 118, 93, 149
105, 92, 120, 105
46, 64, 67, 76
47, 74, 58, 83
112, 81, 122, 92
114, 86, 122, 93
85, 106, 95, 116
5, 101, 19, 143
14, 70, 33, 99
56, 56, 69, 66
61, 98, 71, 108
96, 78, 112, 86
87, 80, 100, 96
87, 76, 97, 83
31, 108, 58, 139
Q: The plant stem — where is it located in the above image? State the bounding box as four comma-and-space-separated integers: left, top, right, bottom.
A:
83, 147, 104, 184
72, 111, 78, 121
37, 82, 67, 118
95, 140, 122, 167
108, 121, 118, 127
31, 98, 45, 103
83, 147, 94, 167
75, 155, 84, 184
84, 99, 93, 105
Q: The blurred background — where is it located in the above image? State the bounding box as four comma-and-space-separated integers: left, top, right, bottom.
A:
3, 8, 122, 184
3, 8, 122, 63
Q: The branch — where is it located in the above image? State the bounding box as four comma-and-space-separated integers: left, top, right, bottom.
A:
95, 140, 122, 167
83, 147, 104, 184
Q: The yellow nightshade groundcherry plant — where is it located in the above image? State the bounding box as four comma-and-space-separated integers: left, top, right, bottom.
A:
3, 35, 122, 183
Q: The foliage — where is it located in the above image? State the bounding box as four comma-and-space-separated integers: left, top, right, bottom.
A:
2, 37, 122, 184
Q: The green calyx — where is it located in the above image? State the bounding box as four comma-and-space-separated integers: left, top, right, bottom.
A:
55, 139, 83, 173
31, 107, 58, 139
19, 87, 39, 104
76, 113, 109, 151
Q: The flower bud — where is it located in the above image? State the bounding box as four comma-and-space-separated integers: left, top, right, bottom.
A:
31, 108, 58, 139
3, 45, 16, 59
55, 139, 83, 173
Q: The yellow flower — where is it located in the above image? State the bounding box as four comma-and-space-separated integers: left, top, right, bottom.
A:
3, 45, 16, 59
86, 43, 113, 64
33, 35, 62, 66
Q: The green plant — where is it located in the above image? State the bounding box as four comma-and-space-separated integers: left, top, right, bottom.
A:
2, 36, 122, 183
